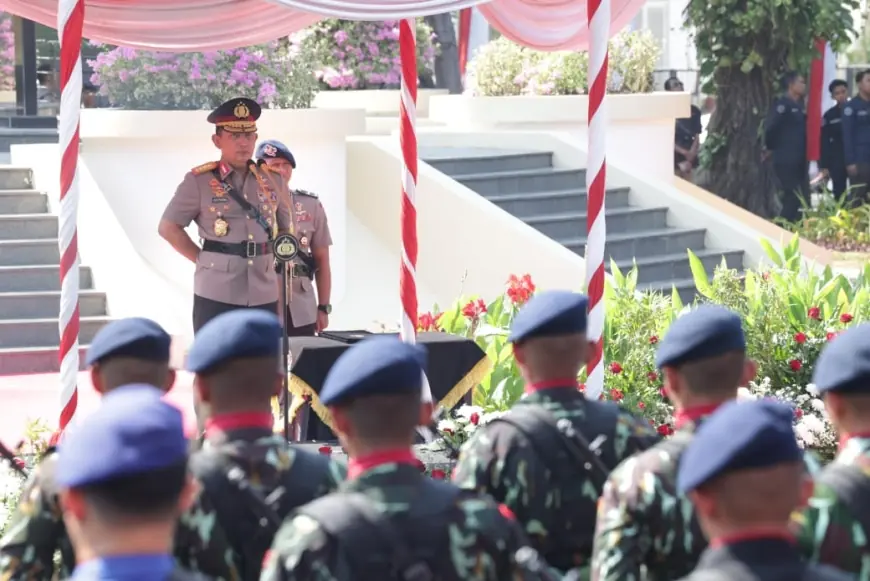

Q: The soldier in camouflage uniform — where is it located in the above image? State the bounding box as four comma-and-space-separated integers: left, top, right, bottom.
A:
794, 323, 870, 579
0, 318, 237, 581
676, 400, 853, 581
262, 335, 554, 581
452, 291, 660, 574
591, 305, 758, 581
184, 309, 345, 580
55, 385, 212, 581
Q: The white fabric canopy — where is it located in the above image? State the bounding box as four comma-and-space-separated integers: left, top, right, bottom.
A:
0, 0, 643, 51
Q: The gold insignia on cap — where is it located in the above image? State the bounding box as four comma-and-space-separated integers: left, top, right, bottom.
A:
234, 101, 251, 119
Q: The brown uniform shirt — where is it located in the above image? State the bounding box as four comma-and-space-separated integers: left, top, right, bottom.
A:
286, 189, 332, 328
162, 161, 291, 307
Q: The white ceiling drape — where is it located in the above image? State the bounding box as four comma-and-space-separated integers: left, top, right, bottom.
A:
0, 0, 644, 51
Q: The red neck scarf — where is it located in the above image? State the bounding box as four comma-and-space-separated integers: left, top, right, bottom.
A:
709, 529, 795, 549
525, 378, 581, 395
838, 431, 870, 451
204, 412, 273, 439
674, 403, 723, 430
347, 448, 418, 480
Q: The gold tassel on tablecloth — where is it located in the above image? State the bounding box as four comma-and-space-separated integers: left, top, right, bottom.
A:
436, 355, 494, 412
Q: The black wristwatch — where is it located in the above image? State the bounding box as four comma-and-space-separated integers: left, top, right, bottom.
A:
318, 304, 332, 314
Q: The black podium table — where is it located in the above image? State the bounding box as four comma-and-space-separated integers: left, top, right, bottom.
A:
286, 332, 492, 441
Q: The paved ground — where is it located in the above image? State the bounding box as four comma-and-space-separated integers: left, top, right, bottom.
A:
0, 371, 198, 444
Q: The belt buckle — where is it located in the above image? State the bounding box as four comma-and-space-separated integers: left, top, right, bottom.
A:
246, 241, 257, 258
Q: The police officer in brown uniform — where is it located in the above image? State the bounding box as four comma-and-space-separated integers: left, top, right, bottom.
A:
158, 98, 292, 333
256, 139, 333, 336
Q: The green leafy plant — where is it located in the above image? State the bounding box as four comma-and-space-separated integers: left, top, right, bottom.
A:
465, 31, 660, 97
780, 191, 870, 252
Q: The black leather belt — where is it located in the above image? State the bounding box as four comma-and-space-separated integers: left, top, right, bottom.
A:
202, 240, 273, 258
291, 264, 311, 277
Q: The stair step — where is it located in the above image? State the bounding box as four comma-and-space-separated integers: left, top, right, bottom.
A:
610, 249, 745, 285
637, 278, 698, 304
0, 265, 94, 292
0, 166, 33, 190
525, 206, 669, 239
562, 228, 708, 261
454, 167, 587, 196
0, 214, 58, 240
0, 346, 89, 375
0, 239, 60, 265
485, 187, 631, 216
0, 316, 113, 349
0, 290, 107, 319
0, 190, 48, 214
425, 151, 554, 175
0, 132, 59, 154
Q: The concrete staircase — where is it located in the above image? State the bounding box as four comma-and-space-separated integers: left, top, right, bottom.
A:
0, 166, 111, 375
423, 148, 745, 302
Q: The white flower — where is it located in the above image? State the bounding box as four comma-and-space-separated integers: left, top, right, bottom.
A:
794, 422, 816, 447
810, 399, 827, 413
454, 405, 484, 421
801, 413, 826, 434
806, 384, 820, 396
437, 419, 458, 433
737, 387, 757, 401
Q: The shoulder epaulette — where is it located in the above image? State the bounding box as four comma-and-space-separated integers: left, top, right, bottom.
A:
191, 161, 218, 175
294, 189, 318, 199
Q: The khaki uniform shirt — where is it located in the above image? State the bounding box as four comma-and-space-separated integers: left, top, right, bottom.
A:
286, 189, 332, 328
162, 161, 291, 307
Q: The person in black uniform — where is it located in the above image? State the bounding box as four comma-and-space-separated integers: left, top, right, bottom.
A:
666, 76, 703, 181
674, 399, 854, 581
764, 71, 809, 223
843, 69, 870, 206
820, 79, 850, 198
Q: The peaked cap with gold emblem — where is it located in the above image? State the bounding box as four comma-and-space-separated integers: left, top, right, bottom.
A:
207, 97, 261, 133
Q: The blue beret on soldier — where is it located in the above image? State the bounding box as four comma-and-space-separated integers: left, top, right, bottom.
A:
85, 317, 171, 366
207, 97, 260, 134
677, 400, 802, 493
256, 139, 296, 168
186, 310, 282, 374
320, 335, 427, 407
813, 323, 870, 394
56, 384, 187, 488
655, 305, 745, 369
508, 291, 589, 344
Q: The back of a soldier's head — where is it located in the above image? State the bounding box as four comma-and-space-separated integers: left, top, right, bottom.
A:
187, 310, 283, 411
813, 324, 870, 431
56, 386, 193, 553
656, 306, 755, 405
678, 400, 810, 536
86, 318, 175, 394
321, 336, 426, 452
508, 291, 591, 381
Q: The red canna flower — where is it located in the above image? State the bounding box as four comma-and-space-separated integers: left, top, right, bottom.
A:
610, 389, 624, 402
649, 335, 659, 344
578, 383, 586, 392
609, 362, 623, 375
637, 402, 646, 410
442, 428, 454, 436
469, 412, 480, 425
789, 359, 802, 372
794, 332, 807, 344
826, 331, 837, 341
841, 313, 854, 324
417, 311, 443, 332
461, 298, 487, 319
808, 307, 821, 320
657, 423, 674, 436
505, 274, 536, 305
647, 371, 658, 382
317, 446, 332, 455
794, 408, 803, 419
430, 469, 447, 479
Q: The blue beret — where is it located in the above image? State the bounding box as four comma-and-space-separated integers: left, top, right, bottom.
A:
813, 323, 870, 394
187, 310, 282, 373
320, 335, 427, 406
256, 140, 296, 168
655, 305, 745, 368
508, 291, 588, 343
677, 400, 801, 493
85, 317, 171, 366
57, 384, 187, 487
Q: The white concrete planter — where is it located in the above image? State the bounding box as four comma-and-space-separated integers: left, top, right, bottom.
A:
313, 88, 448, 117
426, 92, 691, 180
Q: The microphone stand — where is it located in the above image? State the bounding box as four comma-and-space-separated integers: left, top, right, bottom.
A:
272, 233, 299, 443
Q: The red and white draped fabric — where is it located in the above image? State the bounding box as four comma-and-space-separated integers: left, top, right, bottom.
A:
3, 0, 639, 426
807, 39, 837, 172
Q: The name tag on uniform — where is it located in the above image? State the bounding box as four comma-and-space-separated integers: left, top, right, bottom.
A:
859, 110, 868, 117
830, 118, 841, 125
211, 197, 225, 203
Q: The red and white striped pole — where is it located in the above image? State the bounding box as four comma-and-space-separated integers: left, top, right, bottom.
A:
584, 0, 609, 400
57, 0, 84, 431
398, 19, 433, 405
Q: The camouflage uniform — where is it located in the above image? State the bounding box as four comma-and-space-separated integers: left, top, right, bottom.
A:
0, 451, 238, 581
793, 436, 870, 579
260, 462, 550, 581
452, 387, 660, 573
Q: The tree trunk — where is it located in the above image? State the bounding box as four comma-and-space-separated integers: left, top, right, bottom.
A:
705, 67, 780, 218
424, 13, 463, 94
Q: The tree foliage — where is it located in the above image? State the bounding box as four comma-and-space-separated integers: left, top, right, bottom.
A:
687, 0, 857, 218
